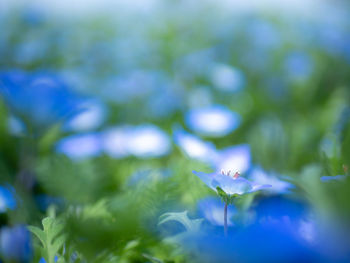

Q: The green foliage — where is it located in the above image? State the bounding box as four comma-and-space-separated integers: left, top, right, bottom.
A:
28, 217, 67, 263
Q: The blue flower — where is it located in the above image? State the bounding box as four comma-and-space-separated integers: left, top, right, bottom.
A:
102, 126, 131, 159
249, 167, 294, 194
64, 99, 107, 132
184, 196, 321, 263
0, 70, 83, 134
103, 70, 161, 104
0, 225, 32, 263
284, 51, 313, 80
173, 128, 218, 164
214, 144, 251, 174
184, 222, 320, 263
7, 115, 26, 136
103, 124, 171, 159
254, 196, 316, 244
198, 197, 235, 226
248, 19, 280, 51
126, 125, 171, 158
193, 170, 271, 196
0, 185, 16, 212
185, 105, 241, 137
210, 64, 245, 92
56, 133, 102, 160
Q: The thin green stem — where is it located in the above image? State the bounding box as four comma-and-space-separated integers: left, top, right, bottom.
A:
224, 202, 228, 236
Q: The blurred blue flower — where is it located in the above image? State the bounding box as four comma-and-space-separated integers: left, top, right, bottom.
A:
185, 196, 320, 263
34, 195, 64, 212
248, 19, 280, 51
193, 170, 271, 196
210, 64, 245, 92
14, 40, 47, 65
21, 8, 46, 26
126, 125, 171, 158
317, 24, 349, 58
173, 128, 218, 164
102, 124, 171, 159
0, 185, 16, 212
198, 197, 235, 226
175, 48, 215, 81
184, 222, 320, 263
284, 51, 313, 80
255, 196, 309, 224
103, 70, 162, 104
7, 115, 26, 136
0, 70, 83, 134
56, 133, 102, 160
214, 144, 251, 174
249, 167, 294, 194
64, 99, 107, 132
254, 196, 316, 244
185, 105, 241, 137
0, 225, 32, 263
147, 84, 184, 119
102, 126, 131, 159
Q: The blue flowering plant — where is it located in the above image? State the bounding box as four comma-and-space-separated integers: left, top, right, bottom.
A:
0, 70, 83, 137
193, 169, 271, 235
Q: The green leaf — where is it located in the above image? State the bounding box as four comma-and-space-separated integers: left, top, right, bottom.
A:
216, 187, 239, 205
28, 217, 66, 263
158, 211, 203, 232
28, 226, 46, 247
142, 253, 164, 263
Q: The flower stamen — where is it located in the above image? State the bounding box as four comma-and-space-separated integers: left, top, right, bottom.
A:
221, 169, 240, 179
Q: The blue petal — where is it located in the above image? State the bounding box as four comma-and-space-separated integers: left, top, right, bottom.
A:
0, 185, 17, 212
210, 64, 245, 92
285, 51, 313, 80
249, 167, 292, 194
192, 171, 216, 191
215, 144, 251, 174
0, 225, 32, 262
185, 105, 241, 137
174, 128, 218, 164
102, 126, 131, 159
213, 175, 253, 195
56, 133, 102, 160
64, 99, 107, 132
0, 70, 83, 133
126, 125, 171, 158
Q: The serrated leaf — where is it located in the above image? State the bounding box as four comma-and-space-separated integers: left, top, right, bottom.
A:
51, 234, 67, 256
28, 217, 66, 263
158, 211, 203, 232
28, 226, 47, 247
42, 217, 54, 232
48, 221, 64, 243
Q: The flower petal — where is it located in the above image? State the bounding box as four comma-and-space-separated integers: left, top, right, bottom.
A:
213, 175, 253, 195
250, 183, 272, 192
192, 171, 216, 191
